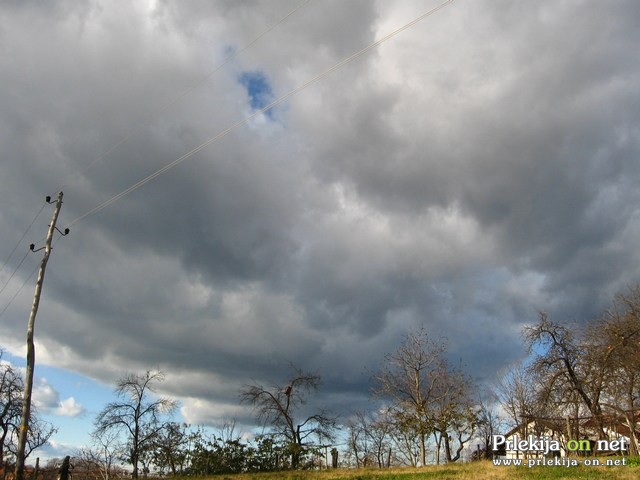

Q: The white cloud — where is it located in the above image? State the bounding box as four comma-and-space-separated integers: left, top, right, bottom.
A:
181, 398, 247, 427
32, 377, 85, 417
33, 378, 60, 411
54, 396, 85, 417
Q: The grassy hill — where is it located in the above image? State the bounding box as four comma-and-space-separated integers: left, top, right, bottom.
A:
197, 458, 639, 480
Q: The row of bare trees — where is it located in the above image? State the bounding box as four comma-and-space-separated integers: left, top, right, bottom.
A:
2, 332, 481, 475
238, 331, 480, 469
350, 285, 640, 465
5, 285, 638, 474
80, 368, 339, 476
79, 333, 479, 476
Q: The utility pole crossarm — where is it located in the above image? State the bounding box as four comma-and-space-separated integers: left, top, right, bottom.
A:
15, 192, 64, 480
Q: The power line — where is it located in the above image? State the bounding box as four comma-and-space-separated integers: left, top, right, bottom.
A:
0, 260, 38, 320
0, 250, 30, 298
0, 232, 63, 321
0, 203, 45, 276
65, 0, 454, 229
53, 0, 313, 197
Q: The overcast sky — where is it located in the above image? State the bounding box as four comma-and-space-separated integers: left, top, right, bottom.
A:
1, 0, 640, 455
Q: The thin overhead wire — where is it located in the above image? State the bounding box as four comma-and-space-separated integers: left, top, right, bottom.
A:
0, 235, 60, 321
66, 0, 454, 229
0, 250, 30, 298
0, 203, 45, 276
0, 259, 38, 320
54, 0, 313, 197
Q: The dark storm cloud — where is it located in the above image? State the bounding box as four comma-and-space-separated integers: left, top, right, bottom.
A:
1, 0, 639, 432
296, 0, 640, 320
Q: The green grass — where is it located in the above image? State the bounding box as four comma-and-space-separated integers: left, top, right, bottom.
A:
625, 456, 640, 466
185, 457, 639, 480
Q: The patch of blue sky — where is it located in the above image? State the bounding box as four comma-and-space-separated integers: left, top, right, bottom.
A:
223, 44, 236, 58
238, 71, 275, 118
1, 350, 111, 415
1, 348, 190, 459
2, 350, 144, 456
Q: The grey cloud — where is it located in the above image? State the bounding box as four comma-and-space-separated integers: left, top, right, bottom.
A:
1, 0, 639, 436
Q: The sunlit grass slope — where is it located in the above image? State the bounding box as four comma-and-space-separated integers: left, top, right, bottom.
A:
191, 458, 640, 480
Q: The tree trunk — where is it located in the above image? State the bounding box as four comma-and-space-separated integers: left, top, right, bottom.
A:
434, 431, 442, 465
444, 435, 452, 463
131, 446, 139, 479
624, 415, 639, 455
292, 425, 302, 469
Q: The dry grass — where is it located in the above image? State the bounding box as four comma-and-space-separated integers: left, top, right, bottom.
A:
190, 458, 639, 480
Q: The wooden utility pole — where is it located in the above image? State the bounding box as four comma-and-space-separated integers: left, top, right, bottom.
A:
15, 192, 65, 480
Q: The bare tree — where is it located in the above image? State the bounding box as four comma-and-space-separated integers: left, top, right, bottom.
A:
430, 362, 477, 463
1, 356, 22, 469
1, 354, 56, 469
523, 313, 607, 438
495, 360, 540, 431
83, 427, 126, 480
366, 411, 395, 468
75, 444, 124, 480
149, 422, 191, 475
385, 408, 421, 467
371, 328, 446, 466
6, 417, 56, 461
240, 367, 336, 469
588, 286, 640, 454
346, 410, 394, 468
94, 371, 177, 478
475, 391, 506, 460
